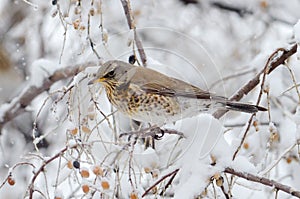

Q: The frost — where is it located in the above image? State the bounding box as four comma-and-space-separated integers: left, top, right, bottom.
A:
54, 189, 64, 199
294, 19, 300, 43
1, 0, 300, 198
67, 139, 77, 148
28, 59, 59, 87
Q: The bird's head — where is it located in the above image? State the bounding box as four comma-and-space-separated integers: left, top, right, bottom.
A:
88, 60, 135, 87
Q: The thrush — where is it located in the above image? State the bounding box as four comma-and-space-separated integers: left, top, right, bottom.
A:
88, 60, 266, 125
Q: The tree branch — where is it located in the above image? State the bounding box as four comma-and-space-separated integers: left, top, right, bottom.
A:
213, 44, 297, 119
28, 146, 70, 199
224, 167, 300, 198
142, 169, 179, 197
0, 62, 99, 133
120, 0, 147, 66
211, 1, 253, 17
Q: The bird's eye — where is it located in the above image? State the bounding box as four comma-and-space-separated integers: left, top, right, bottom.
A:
104, 70, 115, 78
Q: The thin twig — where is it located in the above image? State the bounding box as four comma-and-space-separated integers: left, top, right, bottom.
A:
209, 68, 256, 90
285, 64, 300, 103
0, 61, 99, 133
231, 47, 286, 160
120, 0, 147, 66
159, 168, 180, 196
87, 13, 101, 59
28, 146, 70, 199
259, 142, 297, 176
142, 169, 179, 197
0, 162, 36, 189
213, 44, 297, 119
224, 167, 300, 198
231, 45, 297, 160
220, 185, 230, 199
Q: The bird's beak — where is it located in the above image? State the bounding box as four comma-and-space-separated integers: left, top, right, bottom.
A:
88, 76, 104, 85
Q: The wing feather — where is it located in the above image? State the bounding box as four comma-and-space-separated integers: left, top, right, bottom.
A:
128, 67, 220, 100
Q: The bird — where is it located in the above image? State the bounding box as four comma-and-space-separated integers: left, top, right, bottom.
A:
88, 60, 266, 125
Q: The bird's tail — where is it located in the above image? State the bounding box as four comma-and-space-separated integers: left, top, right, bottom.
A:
220, 101, 267, 113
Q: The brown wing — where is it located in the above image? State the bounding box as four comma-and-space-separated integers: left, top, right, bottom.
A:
128, 67, 221, 100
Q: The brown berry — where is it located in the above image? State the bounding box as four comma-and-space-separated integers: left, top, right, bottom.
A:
82, 184, 90, 193
81, 169, 90, 178
70, 128, 78, 135
130, 192, 138, 199
151, 169, 159, 178
151, 186, 157, 194
7, 176, 15, 186
101, 181, 110, 190
253, 120, 258, 127
144, 167, 151, 173
243, 142, 249, 149
260, 1, 268, 9
89, 8, 95, 16
210, 155, 217, 166
82, 126, 91, 134
216, 176, 224, 187
92, 165, 104, 176
79, 25, 86, 31
73, 19, 80, 30
67, 160, 73, 169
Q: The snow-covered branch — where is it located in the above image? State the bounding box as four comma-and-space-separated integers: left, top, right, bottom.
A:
120, 0, 147, 66
224, 167, 300, 198
0, 62, 99, 133
213, 44, 298, 119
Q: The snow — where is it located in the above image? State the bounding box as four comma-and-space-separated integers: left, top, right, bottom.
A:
1, 0, 300, 198
294, 19, 300, 43
28, 59, 60, 87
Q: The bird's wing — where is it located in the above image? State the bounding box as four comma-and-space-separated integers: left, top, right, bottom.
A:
129, 67, 223, 100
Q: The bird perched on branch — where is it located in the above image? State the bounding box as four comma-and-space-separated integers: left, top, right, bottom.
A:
88, 60, 266, 125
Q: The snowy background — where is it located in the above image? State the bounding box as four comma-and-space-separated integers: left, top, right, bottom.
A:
1, 0, 300, 198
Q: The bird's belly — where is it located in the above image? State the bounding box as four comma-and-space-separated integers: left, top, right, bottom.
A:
110, 90, 217, 125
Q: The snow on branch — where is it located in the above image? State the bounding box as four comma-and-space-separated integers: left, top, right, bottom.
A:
224, 167, 300, 198
120, 0, 147, 66
213, 44, 298, 119
0, 62, 99, 133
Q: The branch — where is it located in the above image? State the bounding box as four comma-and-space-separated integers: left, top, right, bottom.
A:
0, 62, 99, 133
211, 1, 253, 17
120, 0, 147, 66
28, 146, 70, 199
142, 169, 179, 197
213, 44, 297, 119
224, 167, 300, 198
